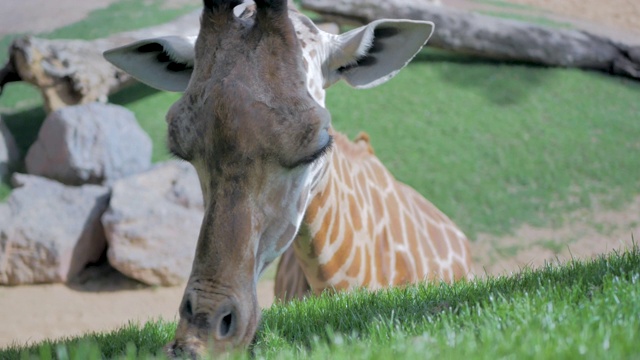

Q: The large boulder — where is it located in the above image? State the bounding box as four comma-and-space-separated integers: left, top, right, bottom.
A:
102, 161, 203, 286
25, 103, 152, 185
0, 117, 20, 180
0, 174, 110, 285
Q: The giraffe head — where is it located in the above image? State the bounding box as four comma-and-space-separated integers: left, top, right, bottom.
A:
105, 0, 433, 356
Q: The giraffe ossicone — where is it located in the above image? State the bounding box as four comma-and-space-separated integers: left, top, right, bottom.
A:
104, 0, 471, 356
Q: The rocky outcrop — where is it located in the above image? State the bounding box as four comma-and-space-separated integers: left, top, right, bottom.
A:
0, 174, 110, 285
102, 161, 203, 286
25, 103, 152, 186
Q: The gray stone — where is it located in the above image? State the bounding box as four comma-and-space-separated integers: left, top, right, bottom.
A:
0, 117, 20, 180
25, 103, 152, 185
0, 174, 110, 285
102, 161, 203, 286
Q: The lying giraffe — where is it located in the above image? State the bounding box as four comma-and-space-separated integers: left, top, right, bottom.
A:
274, 131, 471, 301
105, 0, 471, 356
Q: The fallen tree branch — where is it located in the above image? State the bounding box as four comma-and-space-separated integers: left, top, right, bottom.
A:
301, 0, 640, 80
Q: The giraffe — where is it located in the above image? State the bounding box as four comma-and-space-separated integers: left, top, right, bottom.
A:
104, 0, 471, 356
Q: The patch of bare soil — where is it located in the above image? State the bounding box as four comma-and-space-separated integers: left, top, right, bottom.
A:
0, 0, 119, 36
0, 0, 198, 37
0, 267, 275, 348
443, 0, 640, 45
507, 0, 640, 35
471, 197, 640, 277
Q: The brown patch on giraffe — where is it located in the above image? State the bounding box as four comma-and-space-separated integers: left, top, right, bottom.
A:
304, 181, 331, 224
448, 228, 463, 255
328, 206, 341, 245
311, 208, 330, 252
304, 195, 322, 223
341, 162, 353, 189
386, 194, 402, 236
348, 194, 363, 231
372, 164, 389, 189
370, 188, 385, 219
380, 228, 393, 285
416, 198, 445, 223
346, 246, 362, 278
355, 172, 368, 205
339, 159, 351, 188
318, 226, 354, 281
374, 232, 388, 284
362, 247, 373, 285
427, 223, 448, 259
302, 58, 309, 72
393, 251, 413, 284
403, 214, 424, 275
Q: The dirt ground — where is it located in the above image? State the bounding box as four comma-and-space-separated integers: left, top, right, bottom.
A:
0, 0, 639, 349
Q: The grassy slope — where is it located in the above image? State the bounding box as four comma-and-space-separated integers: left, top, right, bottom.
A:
2, 247, 638, 359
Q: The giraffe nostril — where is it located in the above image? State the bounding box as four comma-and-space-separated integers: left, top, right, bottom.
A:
181, 298, 193, 319
218, 311, 235, 339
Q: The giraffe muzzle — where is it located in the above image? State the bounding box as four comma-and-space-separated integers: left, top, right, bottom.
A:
168, 279, 261, 357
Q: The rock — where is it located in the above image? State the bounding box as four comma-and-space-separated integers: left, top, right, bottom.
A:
102, 161, 203, 286
25, 103, 152, 185
0, 174, 110, 285
0, 117, 20, 180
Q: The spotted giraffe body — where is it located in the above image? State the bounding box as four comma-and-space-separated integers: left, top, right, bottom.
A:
275, 130, 472, 301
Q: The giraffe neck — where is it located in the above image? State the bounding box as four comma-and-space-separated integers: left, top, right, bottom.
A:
291, 130, 472, 294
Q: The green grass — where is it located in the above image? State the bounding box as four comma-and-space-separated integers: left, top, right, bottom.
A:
2, 247, 638, 359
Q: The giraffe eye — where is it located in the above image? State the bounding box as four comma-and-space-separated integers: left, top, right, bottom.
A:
288, 136, 333, 169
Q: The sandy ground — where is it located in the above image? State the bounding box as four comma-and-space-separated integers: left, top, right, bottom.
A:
0, 0, 119, 36
507, 0, 640, 35
471, 197, 640, 277
1, 0, 639, 350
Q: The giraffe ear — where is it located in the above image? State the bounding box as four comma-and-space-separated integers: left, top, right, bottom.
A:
103, 35, 196, 92
326, 19, 434, 89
